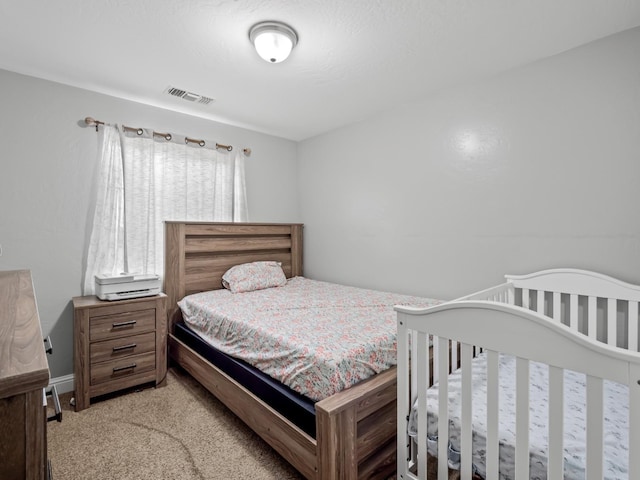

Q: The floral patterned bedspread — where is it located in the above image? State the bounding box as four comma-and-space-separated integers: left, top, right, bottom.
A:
178, 276, 440, 401
409, 352, 629, 479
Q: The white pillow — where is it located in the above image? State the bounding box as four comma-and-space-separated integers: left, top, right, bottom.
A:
221, 261, 287, 293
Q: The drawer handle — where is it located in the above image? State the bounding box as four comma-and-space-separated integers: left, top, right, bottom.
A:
44, 336, 53, 355
112, 363, 137, 373
46, 385, 62, 423
112, 343, 137, 352
112, 320, 137, 328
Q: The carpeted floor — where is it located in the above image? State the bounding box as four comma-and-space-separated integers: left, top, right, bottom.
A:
47, 367, 304, 479
48, 367, 468, 480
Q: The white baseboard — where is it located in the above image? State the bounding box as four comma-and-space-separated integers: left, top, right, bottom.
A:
49, 373, 74, 395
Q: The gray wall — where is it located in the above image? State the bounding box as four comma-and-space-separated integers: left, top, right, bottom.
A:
298, 27, 640, 300
0, 69, 300, 378
3, 26, 640, 381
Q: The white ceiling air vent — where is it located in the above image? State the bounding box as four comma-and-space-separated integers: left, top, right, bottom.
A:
165, 86, 215, 105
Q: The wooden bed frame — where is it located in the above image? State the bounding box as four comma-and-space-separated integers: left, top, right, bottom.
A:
397, 269, 640, 480
164, 221, 397, 480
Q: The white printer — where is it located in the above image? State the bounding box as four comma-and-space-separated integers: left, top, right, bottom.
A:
95, 273, 161, 301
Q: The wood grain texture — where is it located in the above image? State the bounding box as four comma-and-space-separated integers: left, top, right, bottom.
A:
73, 294, 166, 411
90, 331, 156, 364
0, 394, 27, 477
90, 351, 156, 385
165, 222, 398, 480
89, 308, 156, 342
0, 270, 49, 399
164, 222, 304, 332
170, 337, 318, 479
0, 270, 49, 480
24, 389, 46, 480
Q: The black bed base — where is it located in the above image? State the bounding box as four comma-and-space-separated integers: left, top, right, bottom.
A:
173, 321, 317, 437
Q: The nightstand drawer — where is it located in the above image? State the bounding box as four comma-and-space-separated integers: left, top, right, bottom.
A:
90, 309, 156, 341
90, 332, 156, 364
90, 352, 156, 386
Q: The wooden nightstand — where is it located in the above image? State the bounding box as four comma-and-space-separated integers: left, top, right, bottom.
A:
72, 294, 167, 411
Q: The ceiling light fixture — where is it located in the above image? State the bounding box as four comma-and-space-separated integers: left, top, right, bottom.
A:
249, 21, 298, 64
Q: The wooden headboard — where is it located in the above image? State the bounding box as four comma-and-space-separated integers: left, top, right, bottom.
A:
164, 222, 303, 330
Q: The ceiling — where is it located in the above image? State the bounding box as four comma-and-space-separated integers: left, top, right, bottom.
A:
1, 1, 639, 141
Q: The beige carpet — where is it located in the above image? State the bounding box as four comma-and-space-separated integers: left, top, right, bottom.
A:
47, 368, 304, 480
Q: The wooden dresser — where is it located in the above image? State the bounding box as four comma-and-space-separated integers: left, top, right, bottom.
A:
72, 294, 167, 411
0, 270, 51, 480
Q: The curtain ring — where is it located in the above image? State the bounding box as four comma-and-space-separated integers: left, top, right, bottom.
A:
123, 125, 144, 136
216, 143, 233, 152
153, 131, 172, 141
185, 136, 205, 147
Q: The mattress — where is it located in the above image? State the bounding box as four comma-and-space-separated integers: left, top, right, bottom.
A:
173, 320, 317, 437
408, 352, 629, 479
178, 276, 440, 401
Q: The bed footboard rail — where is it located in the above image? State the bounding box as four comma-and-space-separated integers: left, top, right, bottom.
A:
397, 301, 640, 480
316, 366, 398, 480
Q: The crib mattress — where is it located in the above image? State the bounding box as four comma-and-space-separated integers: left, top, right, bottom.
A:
179, 276, 439, 401
408, 352, 629, 479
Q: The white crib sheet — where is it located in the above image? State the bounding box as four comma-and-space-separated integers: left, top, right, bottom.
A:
408, 352, 629, 480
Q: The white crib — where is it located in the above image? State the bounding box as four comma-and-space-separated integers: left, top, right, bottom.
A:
396, 268, 640, 480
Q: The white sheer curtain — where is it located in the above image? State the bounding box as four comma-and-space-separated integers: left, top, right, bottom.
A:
83, 125, 125, 293
83, 125, 248, 294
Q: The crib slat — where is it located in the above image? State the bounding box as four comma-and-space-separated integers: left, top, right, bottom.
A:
460, 343, 473, 480
408, 330, 419, 418
409, 330, 417, 398
485, 350, 499, 480
432, 338, 439, 384
587, 296, 597, 341
451, 340, 458, 372
607, 298, 617, 346
397, 321, 412, 477
416, 331, 428, 479
515, 357, 530, 480
553, 291, 561, 323
630, 363, 640, 480
630, 301, 639, 351
536, 289, 545, 314
522, 288, 530, 309
585, 375, 604, 480
547, 366, 564, 479
437, 337, 449, 479
507, 286, 514, 305
569, 294, 578, 331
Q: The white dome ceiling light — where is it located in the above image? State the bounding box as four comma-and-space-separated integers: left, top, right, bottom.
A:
249, 21, 298, 64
